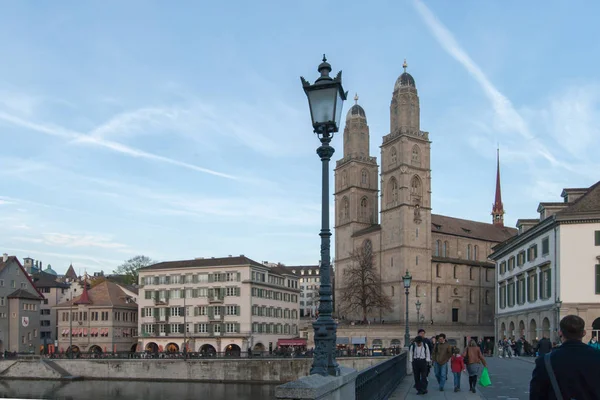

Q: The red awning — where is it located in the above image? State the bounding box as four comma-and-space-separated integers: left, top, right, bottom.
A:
91, 328, 98, 335
277, 338, 307, 346
83, 328, 88, 335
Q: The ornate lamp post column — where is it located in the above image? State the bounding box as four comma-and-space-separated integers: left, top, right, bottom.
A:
301, 55, 347, 377
415, 300, 422, 329
402, 271, 413, 347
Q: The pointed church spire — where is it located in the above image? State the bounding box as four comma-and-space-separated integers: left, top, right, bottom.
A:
492, 147, 505, 226
74, 272, 92, 305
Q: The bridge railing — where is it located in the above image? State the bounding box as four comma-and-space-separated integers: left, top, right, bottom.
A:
355, 352, 407, 400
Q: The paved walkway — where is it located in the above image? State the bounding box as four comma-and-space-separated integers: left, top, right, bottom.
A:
390, 370, 483, 399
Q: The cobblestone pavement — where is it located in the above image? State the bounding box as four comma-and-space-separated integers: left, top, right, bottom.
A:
477, 356, 536, 400
390, 356, 536, 400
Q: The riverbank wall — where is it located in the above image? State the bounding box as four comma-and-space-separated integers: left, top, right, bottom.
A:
0, 356, 390, 383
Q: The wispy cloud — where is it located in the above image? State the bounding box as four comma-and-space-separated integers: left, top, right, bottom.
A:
0, 111, 239, 180
412, 0, 568, 170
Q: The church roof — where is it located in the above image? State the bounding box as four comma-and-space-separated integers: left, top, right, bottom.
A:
431, 214, 517, 243
394, 60, 416, 90
346, 94, 366, 121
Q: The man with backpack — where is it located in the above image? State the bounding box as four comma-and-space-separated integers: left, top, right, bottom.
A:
409, 335, 431, 395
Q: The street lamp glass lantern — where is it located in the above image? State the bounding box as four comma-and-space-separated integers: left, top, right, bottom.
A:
403, 270, 412, 289
415, 300, 422, 312
301, 55, 348, 134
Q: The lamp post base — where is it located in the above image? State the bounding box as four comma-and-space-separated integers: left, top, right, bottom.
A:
311, 317, 340, 377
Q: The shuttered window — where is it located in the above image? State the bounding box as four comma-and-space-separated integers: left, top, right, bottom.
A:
596, 265, 600, 295
595, 231, 600, 246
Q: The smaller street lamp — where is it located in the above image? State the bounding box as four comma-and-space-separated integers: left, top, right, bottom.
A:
415, 300, 422, 329
403, 271, 413, 348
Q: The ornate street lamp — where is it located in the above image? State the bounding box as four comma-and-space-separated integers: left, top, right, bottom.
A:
301, 55, 347, 377
403, 270, 413, 347
415, 300, 422, 329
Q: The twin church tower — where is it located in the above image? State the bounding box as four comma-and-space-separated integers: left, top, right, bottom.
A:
333, 61, 514, 342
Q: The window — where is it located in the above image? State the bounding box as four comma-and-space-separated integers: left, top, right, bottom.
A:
213, 324, 221, 334
596, 265, 600, 294
410, 176, 422, 197
542, 237, 550, 255
411, 145, 421, 165
528, 273, 538, 302
528, 245, 538, 262
359, 197, 369, 221
469, 268, 474, 280
474, 245, 478, 261
485, 269, 490, 282
225, 323, 238, 333
540, 269, 552, 299
499, 285, 506, 309
499, 261, 506, 275
508, 257, 515, 271
390, 147, 397, 164
451, 308, 459, 322
517, 251, 526, 267
443, 241, 448, 257
225, 305, 239, 315
389, 178, 398, 203
361, 169, 369, 186
485, 290, 490, 305
436, 264, 441, 278
469, 289, 474, 304
453, 265, 458, 279
435, 240, 440, 257
416, 256, 419, 266
341, 197, 349, 220
517, 275, 526, 305
595, 231, 600, 246
467, 245, 471, 260
507, 281, 515, 307
436, 287, 441, 303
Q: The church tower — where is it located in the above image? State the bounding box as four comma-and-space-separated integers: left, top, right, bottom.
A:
491, 148, 505, 226
334, 95, 379, 267
379, 60, 432, 321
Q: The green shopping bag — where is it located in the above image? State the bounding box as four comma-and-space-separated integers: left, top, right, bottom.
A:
479, 367, 492, 387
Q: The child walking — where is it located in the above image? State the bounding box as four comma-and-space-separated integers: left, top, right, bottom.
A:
450, 347, 465, 392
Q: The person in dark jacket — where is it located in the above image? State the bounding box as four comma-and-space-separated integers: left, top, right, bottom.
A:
530, 315, 600, 399
535, 336, 552, 357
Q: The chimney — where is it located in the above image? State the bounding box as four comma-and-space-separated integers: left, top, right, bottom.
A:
2, 253, 7, 262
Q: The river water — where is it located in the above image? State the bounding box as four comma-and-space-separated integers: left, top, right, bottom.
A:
0, 380, 276, 399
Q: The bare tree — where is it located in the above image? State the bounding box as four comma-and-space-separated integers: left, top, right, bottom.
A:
113, 255, 155, 285
337, 245, 392, 322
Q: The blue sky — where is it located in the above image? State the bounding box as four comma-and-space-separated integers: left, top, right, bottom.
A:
1, 0, 599, 275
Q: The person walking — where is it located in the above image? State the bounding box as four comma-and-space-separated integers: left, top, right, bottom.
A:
409, 336, 431, 395
535, 335, 552, 358
431, 333, 453, 391
450, 347, 465, 392
463, 339, 487, 393
418, 329, 433, 380
588, 336, 600, 351
530, 315, 600, 399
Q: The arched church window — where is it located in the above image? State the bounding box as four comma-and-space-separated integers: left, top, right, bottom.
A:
410, 176, 422, 197
436, 264, 441, 278
436, 287, 441, 303
390, 147, 397, 165
416, 285, 421, 297
453, 265, 458, 279
363, 239, 373, 257
435, 240, 440, 257
411, 145, 421, 166
389, 178, 398, 203
474, 245, 478, 261
443, 241, 448, 257
469, 289, 474, 304
361, 169, 369, 186
341, 197, 349, 220
467, 244, 472, 260
360, 197, 369, 221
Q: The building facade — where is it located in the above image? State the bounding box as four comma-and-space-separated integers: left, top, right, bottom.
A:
0, 254, 44, 353
31, 271, 70, 349
333, 62, 517, 347
491, 182, 600, 344
287, 265, 320, 318
55, 279, 138, 353
138, 256, 300, 355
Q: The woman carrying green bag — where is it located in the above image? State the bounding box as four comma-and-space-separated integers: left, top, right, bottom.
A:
463, 339, 488, 393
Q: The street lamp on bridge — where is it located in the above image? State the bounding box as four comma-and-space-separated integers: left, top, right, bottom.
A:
403, 271, 413, 347
300, 55, 347, 377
